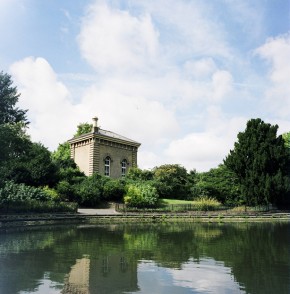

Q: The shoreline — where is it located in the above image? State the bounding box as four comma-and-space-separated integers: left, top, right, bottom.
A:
0, 211, 289, 228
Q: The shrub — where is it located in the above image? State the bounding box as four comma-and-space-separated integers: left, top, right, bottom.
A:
103, 179, 125, 201
0, 181, 48, 206
124, 182, 159, 208
153, 164, 190, 199
192, 196, 222, 211
73, 174, 105, 207
0, 181, 78, 213
42, 186, 62, 202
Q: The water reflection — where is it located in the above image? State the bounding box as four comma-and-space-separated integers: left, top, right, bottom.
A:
0, 222, 289, 294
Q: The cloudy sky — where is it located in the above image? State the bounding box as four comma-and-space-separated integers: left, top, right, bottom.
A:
1, 0, 290, 172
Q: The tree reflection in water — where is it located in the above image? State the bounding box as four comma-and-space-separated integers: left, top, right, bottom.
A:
0, 222, 289, 294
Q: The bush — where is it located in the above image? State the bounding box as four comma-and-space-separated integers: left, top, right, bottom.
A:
103, 179, 125, 201
192, 196, 222, 211
42, 186, 62, 202
0, 181, 78, 213
73, 174, 105, 207
75, 181, 101, 207
153, 164, 190, 199
124, 182, 159, 208
0, 181, 48, 206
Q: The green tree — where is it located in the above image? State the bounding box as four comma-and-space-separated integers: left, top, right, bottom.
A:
74, 122, 93, 137
0, 122, 30, 163
190, 165, 241, 205
282, 132, 290, 149
0, 71, 27, 124
3, 142, 58, 187
51, 142, 76, 169
126, 167, 154, 181
153, 164, 190, 199
224, 118, 290, 206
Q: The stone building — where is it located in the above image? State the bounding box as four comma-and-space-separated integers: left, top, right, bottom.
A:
68, 118, 141, 178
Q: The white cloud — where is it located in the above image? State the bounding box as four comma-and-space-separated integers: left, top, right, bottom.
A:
81, 84, 179, 147
183, 58, 217, 78
9, 57, 179, 155
10, 57, 82, 149
256, 33, 290, 118
78, 3, 160, 73
211, 70, 233, 103
136, 0, 232, 60
165, 110, 246, 171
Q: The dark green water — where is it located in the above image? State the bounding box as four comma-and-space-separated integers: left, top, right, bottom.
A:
0, 222, 289, 294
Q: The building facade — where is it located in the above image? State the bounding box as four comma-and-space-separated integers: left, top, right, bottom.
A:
68, 118, 141, 178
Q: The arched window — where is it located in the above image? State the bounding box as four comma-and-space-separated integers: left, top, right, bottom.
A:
104, 156, 111, 176
121, 159, 127, 177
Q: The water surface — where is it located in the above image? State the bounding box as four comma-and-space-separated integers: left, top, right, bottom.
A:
0, 222, 289, 294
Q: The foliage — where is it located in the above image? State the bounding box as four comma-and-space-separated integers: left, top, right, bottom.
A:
3, 142, 58, 187
51, 142, 76, 169
56, 167, 86, 202
153, 164, 190, 199
190, 165, 241, 205
224, 118, 290, 206
74, 122, 93, 137
124, 182, 159, 208
75, 180, 101, 207
282, 132, 290, 149
0, 181, 48, 206
0, 71, 27, 125
42, 186, 62, 202
103, 179, 126, 201
191, 196, 222, 211
0, 181, 77, 213
0, 122, 31, 169
126, 167, 154, 181
154, 197, 221, 211
0, 72, 58, 189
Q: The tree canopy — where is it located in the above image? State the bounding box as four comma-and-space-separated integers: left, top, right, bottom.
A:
224, 118, 290, 206
74, 123, 93, 137
153, 164, 190, 199
282, 132, 290, 149
0, 71, 27, 125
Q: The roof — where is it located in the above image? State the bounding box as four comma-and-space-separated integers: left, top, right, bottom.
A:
98, 129, 140, 144
68, 128, 141, 146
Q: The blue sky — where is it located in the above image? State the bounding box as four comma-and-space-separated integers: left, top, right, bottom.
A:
1, 0, 290, 171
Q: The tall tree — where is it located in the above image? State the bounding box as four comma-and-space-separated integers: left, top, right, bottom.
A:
0, 71, 27, 125
224, 118, 290, 206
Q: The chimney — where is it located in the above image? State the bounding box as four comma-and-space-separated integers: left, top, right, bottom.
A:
92, 117, 99, 133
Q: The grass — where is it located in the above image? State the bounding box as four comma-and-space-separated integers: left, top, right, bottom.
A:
160, 199, 193, 205
159, 197, 222, 211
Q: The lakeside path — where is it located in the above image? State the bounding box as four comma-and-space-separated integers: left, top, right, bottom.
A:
78, 208, 120, 215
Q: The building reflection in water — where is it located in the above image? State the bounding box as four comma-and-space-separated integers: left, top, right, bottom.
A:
61, 254, 138, 294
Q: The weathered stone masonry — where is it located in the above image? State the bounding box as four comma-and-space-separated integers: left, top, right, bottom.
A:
68, 118, 141, 178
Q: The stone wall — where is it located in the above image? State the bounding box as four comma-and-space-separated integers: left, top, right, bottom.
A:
70, 135, 139, 178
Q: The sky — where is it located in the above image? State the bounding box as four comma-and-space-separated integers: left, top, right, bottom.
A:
1, 0, 290, 172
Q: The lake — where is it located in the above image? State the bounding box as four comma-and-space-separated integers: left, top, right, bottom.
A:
0, 222, 289, 294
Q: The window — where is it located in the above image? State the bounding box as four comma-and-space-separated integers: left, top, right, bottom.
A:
104, 156, 111, 176
121, 159, 127, 177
